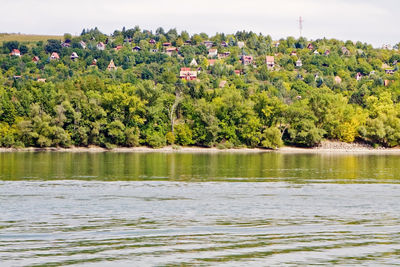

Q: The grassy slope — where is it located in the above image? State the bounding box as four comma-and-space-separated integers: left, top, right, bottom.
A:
0, 33, 63, 44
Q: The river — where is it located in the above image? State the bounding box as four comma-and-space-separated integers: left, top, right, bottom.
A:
1, 152, 400, 266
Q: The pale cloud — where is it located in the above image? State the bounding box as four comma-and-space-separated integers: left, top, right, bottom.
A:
1, 0, 398, 46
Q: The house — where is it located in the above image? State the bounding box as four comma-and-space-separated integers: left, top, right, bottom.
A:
334, 76, 342, 84
97, 42, 106, 50
307, 43, 314, 50
290, 51, 297, 56
356, 72, 362, 81
219, 80, 227, 88
165, 47, 177, 56
237, 41, 245, 48
324, 49, 330, 56
296, 59, 302, 67
382, 44, 393, 50
37, 78, 46, 82
221, 41, 228, 47
163, 42, 172, 47
203, 41, 214, 48
61, 42, 71, 48
341, 46, 351, 56
50, 52, 60, 60
313, 50, 320, 55
70, 52, 79, 60
385, 69, 395, 75
208, 48, 218, 58
114, 45, 123, 51
149, 39, 156, 45
384, 80, 391, 86
184, 40, 192, 45
273, 41, 280, 48
91, 59, 97, 66
234, 70, 241, 75
190, 58, 198, 66
208, 59, 217, 66
10, 49, 21, 56
132, 46, 141, 52
266, 56, 275, 69
218, 52, 231, 59
179, 67, 197, 80
124, 38, 132, 43
242, 55, 253, 65
80, 41, 87, 49
32, 56, 40, 63
150, 48, 158, 53
107, 59, 117, 71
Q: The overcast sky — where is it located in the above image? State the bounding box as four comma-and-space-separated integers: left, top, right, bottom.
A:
1, 0, 398, 46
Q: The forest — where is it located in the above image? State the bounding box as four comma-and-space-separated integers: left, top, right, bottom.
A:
0, 27, 400, 149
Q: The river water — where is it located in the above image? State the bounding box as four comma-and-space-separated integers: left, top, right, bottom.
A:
1, 152, 400, 266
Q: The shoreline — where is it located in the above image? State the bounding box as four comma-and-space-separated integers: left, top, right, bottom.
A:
1, 143, 400, 154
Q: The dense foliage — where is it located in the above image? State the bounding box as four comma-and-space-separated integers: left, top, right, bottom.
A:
1, 27, 400, 148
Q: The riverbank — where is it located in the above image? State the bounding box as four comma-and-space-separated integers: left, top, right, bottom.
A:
1, 141, 400, 154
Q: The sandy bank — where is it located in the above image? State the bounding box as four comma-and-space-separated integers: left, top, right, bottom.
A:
1, 141, 400, 154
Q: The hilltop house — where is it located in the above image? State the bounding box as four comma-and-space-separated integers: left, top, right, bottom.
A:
70, 52, 79, 60
266, 56, 275, 69
91, 59, 97, 66
32, 56, 40, 63
132, 46, 141, 52
290, 51, 297, 56
114, 45, 123, 51
237, 41, 245, 48
11, 49, 21, 56
296, 59, 302, 67
61, 41, 71, 48
190, 58, 198, 66
97, 42, 106, 50
218, 52, 230, 59
203, 41, 214, 48
219, 80, 227, 88
107, 59, 117, 71
341, 47, 351, 56
356, 72, 362, 81
324, 49, 330, 56
150, 48, 158, 53
149, 39, 156, 45
234, 70, 241, 75
242, 55, 253, 66
385, 69, 395, 75
80, 41, 87, 49
208, 48, 218, 58
307, 43, 314, 50
50, 52, 60, 60
221, 41, 228, 47
208, 59, 217, 66
163, 42, 172, 47
334, 76, 342, 84
165, 47, 178, 56
179, 67, 197, 81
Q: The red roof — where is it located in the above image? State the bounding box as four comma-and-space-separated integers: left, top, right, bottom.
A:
181, 67, 191, 71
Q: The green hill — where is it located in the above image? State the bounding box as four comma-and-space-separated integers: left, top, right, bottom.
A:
0, 27, 399, 149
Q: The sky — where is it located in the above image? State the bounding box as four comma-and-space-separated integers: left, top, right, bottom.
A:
1, 0, 398, 47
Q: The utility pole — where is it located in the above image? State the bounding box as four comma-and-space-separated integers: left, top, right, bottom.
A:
298, 16, 303, 37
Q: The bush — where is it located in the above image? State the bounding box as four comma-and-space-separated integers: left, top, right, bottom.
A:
174, 124, 193, 146
166, 131, 175, 145
261, 127, 283, 149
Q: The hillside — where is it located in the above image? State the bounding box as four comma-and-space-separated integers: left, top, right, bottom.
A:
0, 27, 399, 149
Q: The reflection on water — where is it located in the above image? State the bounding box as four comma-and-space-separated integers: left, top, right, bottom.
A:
1, 152, 400, 266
